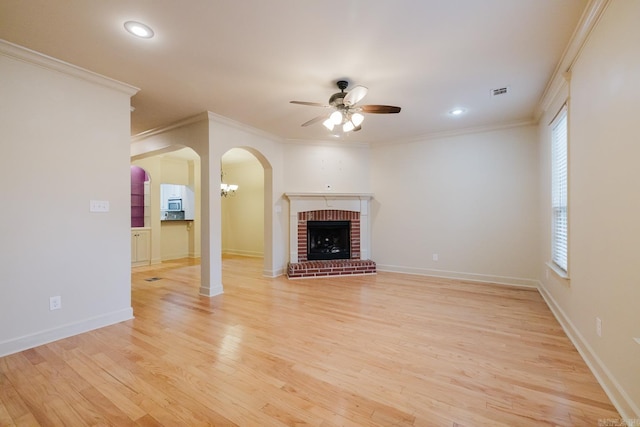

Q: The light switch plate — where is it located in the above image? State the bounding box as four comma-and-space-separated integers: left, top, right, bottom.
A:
90, 200, 110, 212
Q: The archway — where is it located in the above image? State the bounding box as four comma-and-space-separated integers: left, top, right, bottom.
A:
221, 147, 273, 277
221, 148, 263, 257
130, 112, 283, 296
131, 147, 201, 266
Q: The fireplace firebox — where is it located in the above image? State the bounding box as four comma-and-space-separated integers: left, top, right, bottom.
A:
307, 220, 351, 260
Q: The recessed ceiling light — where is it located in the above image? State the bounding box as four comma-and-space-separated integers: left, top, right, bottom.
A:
449, 108, 466, 116
124, 21, 154, 39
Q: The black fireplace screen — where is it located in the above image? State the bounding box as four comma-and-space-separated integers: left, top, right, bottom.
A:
307, 220, 351, 260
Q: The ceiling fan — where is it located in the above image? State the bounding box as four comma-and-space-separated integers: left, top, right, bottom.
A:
290, 80, 401, 133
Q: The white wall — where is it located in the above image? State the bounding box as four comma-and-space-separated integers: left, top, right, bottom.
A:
0, 41, 137, 356
282, 141, 372, 193
537, 0, 640, 418
370, 125, 540, 286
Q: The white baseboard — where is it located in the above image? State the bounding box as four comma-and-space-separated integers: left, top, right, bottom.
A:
263, 268, 284, 278
0, 307, 134, 358
538, 283, 640, 420
161, 253, 191, 261
199, 284, 223, 297
376, 264, 538, 288
222, 249, 264, 258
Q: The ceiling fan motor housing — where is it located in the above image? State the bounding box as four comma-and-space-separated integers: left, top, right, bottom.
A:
336, 80, 349, 91
329, 80, 350, 106
329, 92, 346, 106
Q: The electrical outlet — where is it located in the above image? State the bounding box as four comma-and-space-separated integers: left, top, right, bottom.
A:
49, 296, 62, 311
596, 317, 602, 337
432, 253, 439, 261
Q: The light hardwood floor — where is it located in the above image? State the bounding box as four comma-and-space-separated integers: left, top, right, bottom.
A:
0, 256, 620, 426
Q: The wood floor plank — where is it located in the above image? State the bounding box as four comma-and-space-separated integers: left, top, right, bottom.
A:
0, 256, 622, 426
0, 373, 24, 427
64, 350, 148, 422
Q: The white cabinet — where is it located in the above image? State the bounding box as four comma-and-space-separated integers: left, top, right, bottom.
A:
160, 184, 183, 210
131, 228, 151, 266
160, 183, 195, 220
183, 186, 195, 220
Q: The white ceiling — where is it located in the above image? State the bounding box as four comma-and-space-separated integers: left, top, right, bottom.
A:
0, 0, 587, 144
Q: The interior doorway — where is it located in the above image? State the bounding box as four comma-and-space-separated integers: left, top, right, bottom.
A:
131, 147, 201, 266
221, 148, 265, 259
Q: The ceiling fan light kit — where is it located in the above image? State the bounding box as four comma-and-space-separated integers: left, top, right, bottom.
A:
330, 110, 343, 125
351, 113, 364, 126
343, 121, 356, 133
322, 118, 335, 131
291, 80, 401, 135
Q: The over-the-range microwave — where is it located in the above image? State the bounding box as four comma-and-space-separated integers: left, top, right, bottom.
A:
167, 198, 182, 211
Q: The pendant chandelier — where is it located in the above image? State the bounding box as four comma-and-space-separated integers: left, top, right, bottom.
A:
220, 170, 238, 197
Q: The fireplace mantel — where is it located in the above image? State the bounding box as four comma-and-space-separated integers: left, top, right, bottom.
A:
284, 192, 374, 199
284, 193, 373, 264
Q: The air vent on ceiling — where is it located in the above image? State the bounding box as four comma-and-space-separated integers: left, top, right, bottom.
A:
491, 86, 510, 97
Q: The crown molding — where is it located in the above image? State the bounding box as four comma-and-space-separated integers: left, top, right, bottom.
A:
132, 110, 283, 144
0, 39, 139, 96
373, 119, 536, 148
131, 112, 210, 142
535, 0, 611, 118
205, 111, 283, 143
283, 138, 370, 149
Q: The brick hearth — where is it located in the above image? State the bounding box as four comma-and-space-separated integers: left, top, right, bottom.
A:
287, 259, 376, 279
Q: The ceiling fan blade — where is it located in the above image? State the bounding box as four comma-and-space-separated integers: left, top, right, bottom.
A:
301, 115, 328, 127
360, 105, 401, 114
290, 101, 330, 107
343, 85, 368, 106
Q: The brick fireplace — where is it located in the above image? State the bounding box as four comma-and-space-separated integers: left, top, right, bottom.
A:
284, 193, 376, 278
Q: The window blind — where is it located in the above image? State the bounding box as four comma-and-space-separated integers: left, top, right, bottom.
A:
551, 107, 568, 272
